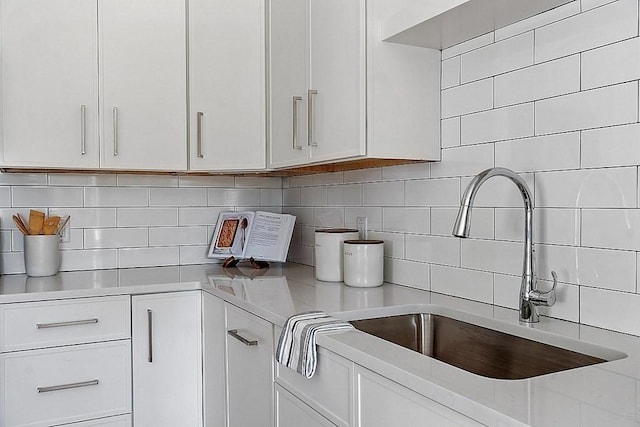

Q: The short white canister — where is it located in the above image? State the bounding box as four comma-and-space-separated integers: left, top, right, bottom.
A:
343, 240, 384, 288
314, 229, 359, 282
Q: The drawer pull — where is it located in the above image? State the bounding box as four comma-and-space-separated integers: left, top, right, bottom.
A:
36, 318, 99, 329
227, 329, 258, 346
147, 309, 153, 363
37, 379, 99, 393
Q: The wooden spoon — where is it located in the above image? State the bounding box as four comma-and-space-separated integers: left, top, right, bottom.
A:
42, 216, 61, 235
12, 214, 29, 235
28, 210, 45, 235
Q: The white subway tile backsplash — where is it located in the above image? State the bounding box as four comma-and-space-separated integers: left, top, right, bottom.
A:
312, 172, 343, 186
313, 208, 345, 228
405, 178, 460, 207
382, 207, 430, 234
149, 226, 208, 246
260, 189, 283, 206
0, 173, 46, 186
382, 163, 430, 181
441, 56, 460, 89
495, 55, 580, 107
495, 1, 581, 41
582, 209, 640, 250
118, 247, 180, 268
535, 0, 638, 63
345, 207, 382, 230
460, 239, 523, 275
178, 176, 235, 188
495, 208, 580, 246
13, 187, 83, 207
461, 32, 534, 83
283, 188, 301, 206
301, 186, 328, 206
0, 188, 10, 208
582, 37, 640, 90
150, 188, 207, 207
84, 228, 148, 249
235, 176, 281, 188
441, 78, 493, 118
116, 175, 177, 187
581, 123, 640, 168
441, 117, 461, 148
118, 208, 177, 227
536, 167, 637, 208
442, 32, 494, 60
430, 144, 494, 179
495, 132, 580, 173
207, 188, 260, 206
343, 168, 382, 184
406, 235, 460, 266
383, 258, 429, 290
179, 245, 216, 265
85, 187, 148, 207
363, 181, 404, 206
368, 231, 404, 258
581, 287, 640, 335
178, 207, 224, 226
50, 174, 116, 187
535, 82, 638, 135
328, 185, 361, 206
59, 249, 118, 271
461, 103, 534, 145
49, 208, 116, 228
431, 265, 493, 304
286, 207, 314, 226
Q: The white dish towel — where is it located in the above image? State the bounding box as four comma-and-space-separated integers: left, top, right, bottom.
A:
276, 311, 354, 378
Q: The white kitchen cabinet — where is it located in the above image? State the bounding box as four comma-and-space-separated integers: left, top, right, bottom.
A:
203, 292, 226, 427
132, 291, 203, 427
275, 384, 338, 427
188, 0, 266, 171
99, 0, 187, 171
0, 0, 187, 171
225, 302, 274, 427
356, 366, 483, 427
268, 0, 440, 169
0, 0, 99, 168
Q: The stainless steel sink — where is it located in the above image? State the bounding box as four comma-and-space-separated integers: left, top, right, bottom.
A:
350, 313, 616, 380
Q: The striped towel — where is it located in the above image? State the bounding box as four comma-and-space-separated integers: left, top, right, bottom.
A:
276, 311, 354, 378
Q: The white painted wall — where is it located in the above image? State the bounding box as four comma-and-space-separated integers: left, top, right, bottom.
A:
286, 0, 640, 336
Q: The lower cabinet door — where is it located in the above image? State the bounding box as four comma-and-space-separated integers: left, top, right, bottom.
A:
132, 291, 203, 427
356, 367, 483, 427
225, 303, 274, 427
275, 384, 337, 427
0, 340, 131, 427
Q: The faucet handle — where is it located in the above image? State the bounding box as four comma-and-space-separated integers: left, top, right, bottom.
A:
529, 271, 558, 307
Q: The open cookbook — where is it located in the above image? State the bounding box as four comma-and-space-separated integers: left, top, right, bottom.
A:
207, 211, 296, 262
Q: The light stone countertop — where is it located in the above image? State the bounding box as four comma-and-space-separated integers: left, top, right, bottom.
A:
1, 262, 639, 426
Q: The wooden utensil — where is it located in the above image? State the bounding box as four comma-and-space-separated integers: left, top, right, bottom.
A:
12, 214, 29, 235
28, 210, 45, 235
42, 216, 61, 235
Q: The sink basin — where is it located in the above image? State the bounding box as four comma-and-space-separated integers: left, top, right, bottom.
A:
350, 313, 618, 380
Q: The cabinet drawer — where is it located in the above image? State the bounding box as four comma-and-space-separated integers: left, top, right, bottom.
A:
71, 414, 131, 426
0, 340, 132, 427
275, 335, 352, 427
0, 295, 131, 352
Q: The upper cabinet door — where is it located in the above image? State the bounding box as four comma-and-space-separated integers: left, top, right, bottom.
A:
189, 0, 266, 171
268, 0, 309, 168
0, 0, 99, 168
99, 0, 187, 171
307, 0, 366, 163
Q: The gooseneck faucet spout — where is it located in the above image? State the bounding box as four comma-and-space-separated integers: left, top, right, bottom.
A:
452, 167, 556, 323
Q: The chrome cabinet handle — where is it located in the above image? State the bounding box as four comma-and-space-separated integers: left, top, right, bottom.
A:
36, 318, 98, 329
292, 96, 303, 150
197, 111, 204, 158
307, 90, 318, 147
147, 309, 153, 363
80, 105, 86, 155
113, 107, 119, 156
38, 379, 99, 393
227, 329, 258, 346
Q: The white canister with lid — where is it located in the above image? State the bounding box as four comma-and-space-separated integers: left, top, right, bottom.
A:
343, 239, 384, 288
314, 229, 359, 282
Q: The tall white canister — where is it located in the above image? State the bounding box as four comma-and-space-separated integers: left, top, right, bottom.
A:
343, 240, 384, 288
314, 229, 359, 282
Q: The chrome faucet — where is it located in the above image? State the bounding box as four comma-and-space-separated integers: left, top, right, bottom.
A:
452, 167, 557, 323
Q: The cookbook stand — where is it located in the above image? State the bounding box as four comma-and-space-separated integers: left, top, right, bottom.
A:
222, 256, 270, 270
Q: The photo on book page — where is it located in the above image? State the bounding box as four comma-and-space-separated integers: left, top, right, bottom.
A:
208, 211, 255, 258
